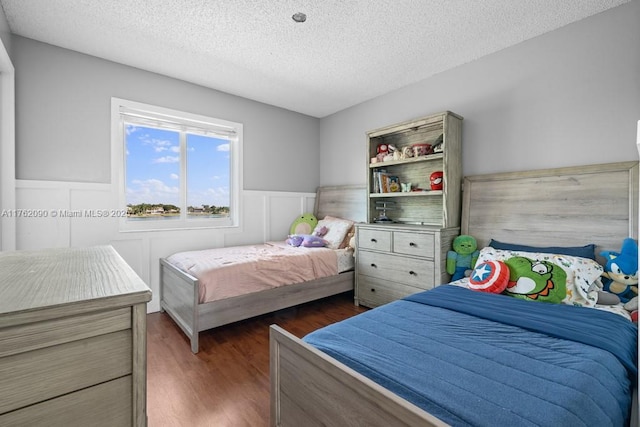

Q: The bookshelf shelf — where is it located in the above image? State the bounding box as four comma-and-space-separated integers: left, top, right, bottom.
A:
369, 153, 444, 169
365, 111, 462, 227
369, 191, 443, 198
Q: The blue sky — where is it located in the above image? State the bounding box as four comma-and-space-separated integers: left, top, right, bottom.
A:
125, 124, 230, 208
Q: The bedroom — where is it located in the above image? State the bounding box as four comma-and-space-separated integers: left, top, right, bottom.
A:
0, 0, 638, 426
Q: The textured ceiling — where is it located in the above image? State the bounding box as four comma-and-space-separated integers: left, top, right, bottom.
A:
0, 0, 630, 118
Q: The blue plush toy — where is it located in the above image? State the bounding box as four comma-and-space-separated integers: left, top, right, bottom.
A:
600, 238, 638, 303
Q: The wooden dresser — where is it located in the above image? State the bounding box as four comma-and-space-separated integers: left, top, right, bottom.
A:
0, 245, 152, 426
355, 223, 459, 307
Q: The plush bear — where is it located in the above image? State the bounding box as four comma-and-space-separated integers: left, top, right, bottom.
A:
447, 235, 480, 281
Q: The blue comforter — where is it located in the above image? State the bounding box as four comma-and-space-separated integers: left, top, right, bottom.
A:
303, 285, 638, 426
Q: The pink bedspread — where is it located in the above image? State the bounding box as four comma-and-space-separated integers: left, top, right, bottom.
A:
166, 241, 339, 303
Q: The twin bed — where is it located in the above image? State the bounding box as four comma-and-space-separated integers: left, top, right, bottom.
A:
159, 185, 366, 353
270, 161, 639, 427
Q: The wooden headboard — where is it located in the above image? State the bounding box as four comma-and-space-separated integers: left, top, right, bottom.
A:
461, 161, 638, 260
315, 185, 367, 223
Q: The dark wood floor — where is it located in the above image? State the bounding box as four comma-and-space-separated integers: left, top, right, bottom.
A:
146, 291, 368, 427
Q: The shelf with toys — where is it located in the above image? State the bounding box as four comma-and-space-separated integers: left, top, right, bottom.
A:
365, 111, 462, 227
355, 111, 463, 307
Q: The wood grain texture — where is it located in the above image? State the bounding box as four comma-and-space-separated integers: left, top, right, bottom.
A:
0, 245, 151, 426
462, 161, 639, 257
355, 224, 459, 307
160, 185, 366, 353
0, 330, 132, 414
0, 377, 133, 426
0, 245, 151, 327
0, 307, 130, 358
366, 111, 462, 227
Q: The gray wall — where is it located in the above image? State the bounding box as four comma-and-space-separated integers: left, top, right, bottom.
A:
319, 1, 640, 186
12, 36, 320, 192
9, 2, 640, 191
0, 5, 10, 56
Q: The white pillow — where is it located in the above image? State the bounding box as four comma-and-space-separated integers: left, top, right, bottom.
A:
313, 216, 354, 250
476, 246, 603, 307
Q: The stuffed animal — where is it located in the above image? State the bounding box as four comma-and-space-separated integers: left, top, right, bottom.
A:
447, 235, 480, 281
600, 238, 638, 303
376, 144, 389, 162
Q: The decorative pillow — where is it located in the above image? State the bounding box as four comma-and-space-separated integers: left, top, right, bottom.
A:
289, 213, 318, 235
476, 246, 603, 307
489, 239, 596, 260
285, 234, 328, 248
313, 216, 355, 249
468, 260, 509, 294
338, 225, 356, 249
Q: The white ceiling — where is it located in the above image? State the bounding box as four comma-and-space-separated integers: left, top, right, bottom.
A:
0, 0, 629, 118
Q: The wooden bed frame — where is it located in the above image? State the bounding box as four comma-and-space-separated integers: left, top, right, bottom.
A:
270, 161, 639, 427
159, 185, 366, 353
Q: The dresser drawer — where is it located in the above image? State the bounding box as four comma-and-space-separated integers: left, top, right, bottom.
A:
357, 228, 391, 251
393, 231, 434, 258
357, 250, 435, 289
357, 275, 425, 307
0, 307, 131, 358
0, 330, 133, 415
0, 376, 132, 426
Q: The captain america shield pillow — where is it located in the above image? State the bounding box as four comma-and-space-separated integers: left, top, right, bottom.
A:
468, 260, 509, 294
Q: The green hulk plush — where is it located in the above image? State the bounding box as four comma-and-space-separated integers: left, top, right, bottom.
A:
447, 235, 480, 281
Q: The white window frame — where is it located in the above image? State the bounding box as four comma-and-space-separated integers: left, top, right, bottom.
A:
111, 97, 242, 232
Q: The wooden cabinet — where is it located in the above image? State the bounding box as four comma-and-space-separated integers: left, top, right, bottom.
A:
366, 111, 462, 227
355, 224, 459, 307
0, 245, 151, 426
356, 111, 463, 308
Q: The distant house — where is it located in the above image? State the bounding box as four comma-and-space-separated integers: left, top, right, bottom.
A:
147, 206, 165, 215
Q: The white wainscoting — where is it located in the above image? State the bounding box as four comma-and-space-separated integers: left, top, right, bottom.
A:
14, 179, 316, 313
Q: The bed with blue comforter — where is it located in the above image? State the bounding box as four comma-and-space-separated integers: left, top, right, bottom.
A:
303, 285, 638, 426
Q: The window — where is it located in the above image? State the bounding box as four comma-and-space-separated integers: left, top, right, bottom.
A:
111, 98, 242, 231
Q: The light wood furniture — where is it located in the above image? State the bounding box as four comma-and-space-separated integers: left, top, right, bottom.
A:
366, 111, 462, 226
0, 245, 152, 427
160, 185, 367, 353
356, 111, 463, 307
355, 224, 458, 307
270, 161, 639, 427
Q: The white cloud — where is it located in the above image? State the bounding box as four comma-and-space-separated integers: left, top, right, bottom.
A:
127, 178, 180, 205
153, 155, 180, 164
187, 186, 230, 208
217, 143, 230, 152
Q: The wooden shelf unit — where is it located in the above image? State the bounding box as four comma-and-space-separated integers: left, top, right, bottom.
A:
366, 111, 462, 227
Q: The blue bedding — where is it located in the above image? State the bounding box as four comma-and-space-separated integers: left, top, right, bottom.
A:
303, 285, 638, 426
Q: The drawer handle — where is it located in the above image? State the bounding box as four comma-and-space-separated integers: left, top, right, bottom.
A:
371, 238, 377, 243
409, 242, 416, 247
409, 271, 417, 276
370, 263, 377, 268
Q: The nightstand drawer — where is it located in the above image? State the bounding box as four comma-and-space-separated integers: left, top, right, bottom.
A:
357, 250, 435, 289
357, 228, 391, 251
393, 232, 434, 258
357, 276, 425, 307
